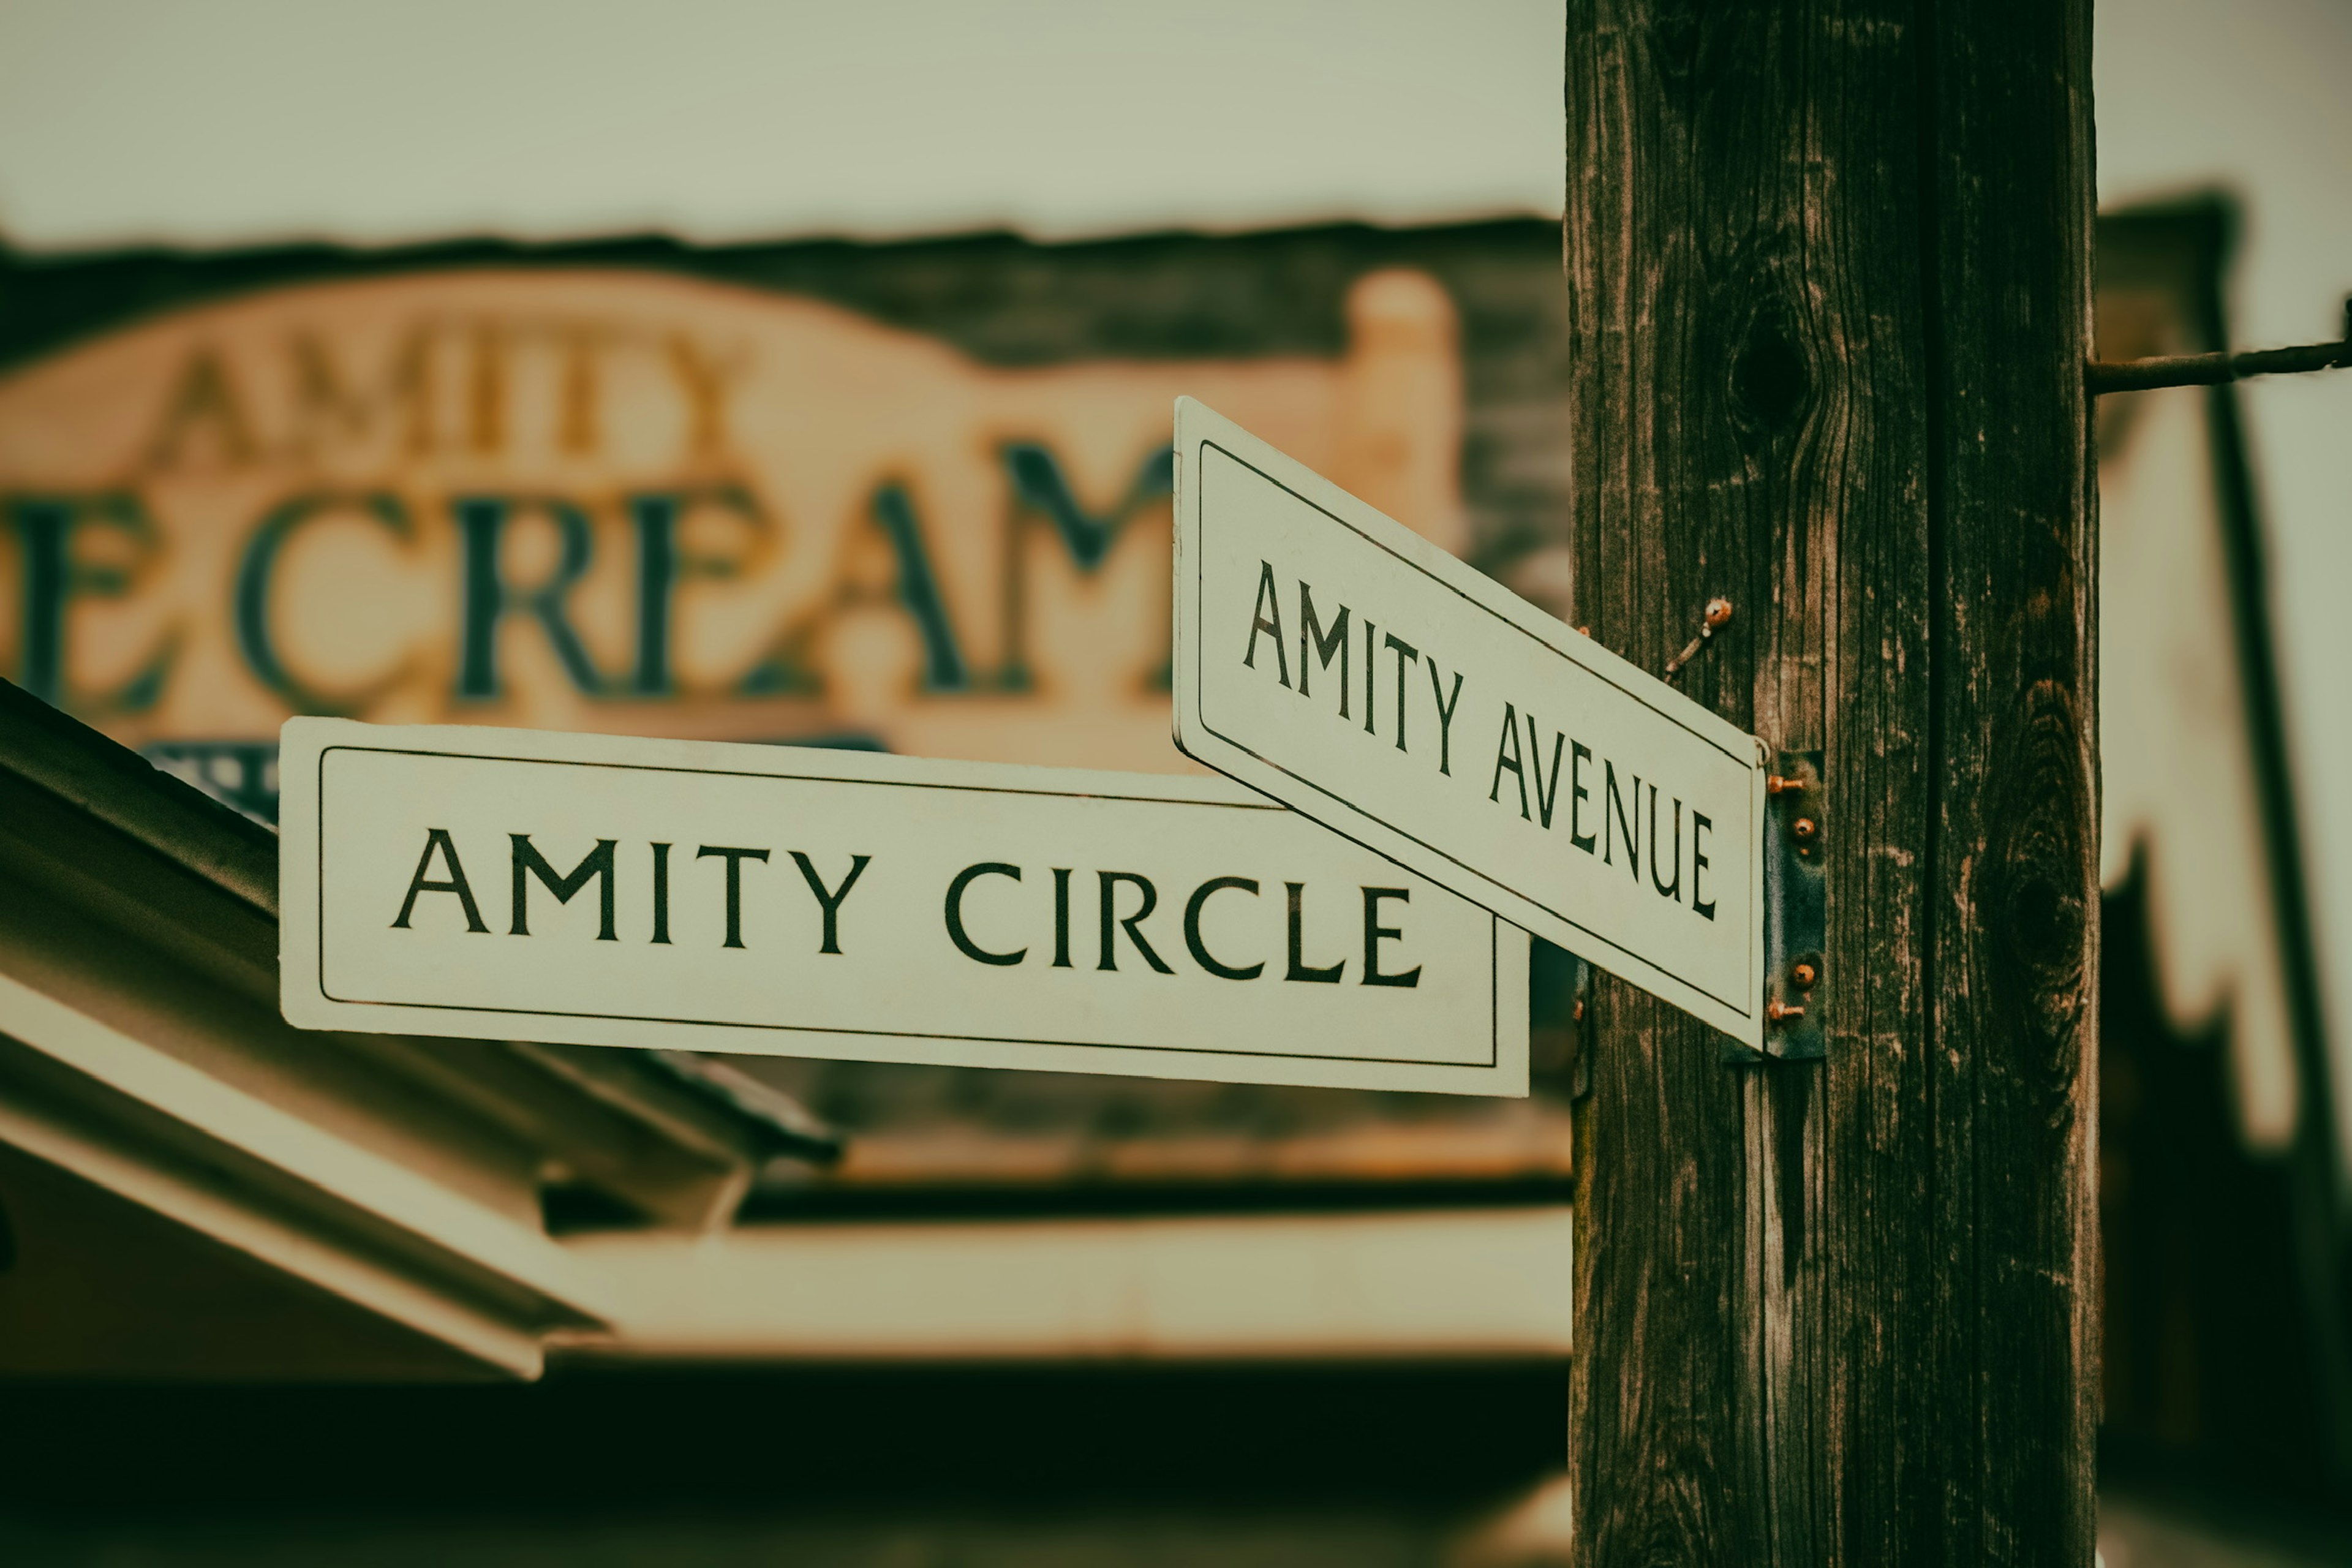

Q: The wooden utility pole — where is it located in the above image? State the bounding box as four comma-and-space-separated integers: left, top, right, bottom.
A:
1564, 2, 2098, 1561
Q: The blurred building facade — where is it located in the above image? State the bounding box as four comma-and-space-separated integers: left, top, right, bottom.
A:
2093, 201, 2351, 1500
0, 205, 2345, 1550
0, 220, 1587, 1559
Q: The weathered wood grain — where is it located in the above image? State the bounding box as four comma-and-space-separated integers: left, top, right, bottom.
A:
1563, 2, 2097, 1561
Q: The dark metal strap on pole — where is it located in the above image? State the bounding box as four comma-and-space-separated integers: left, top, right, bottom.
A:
2089, 298, 2352, 393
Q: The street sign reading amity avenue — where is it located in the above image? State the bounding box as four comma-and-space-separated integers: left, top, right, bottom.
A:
1172, 399, 1766, 1050
280, 718, 1529, 1095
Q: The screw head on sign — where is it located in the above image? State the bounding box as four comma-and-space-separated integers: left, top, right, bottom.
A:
1791, 960, 1819, 990
1703, 597, 1734, 630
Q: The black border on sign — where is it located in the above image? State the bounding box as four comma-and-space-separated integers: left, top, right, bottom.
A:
1188, 438, 1753, 1020
315, 745, 1502, 1071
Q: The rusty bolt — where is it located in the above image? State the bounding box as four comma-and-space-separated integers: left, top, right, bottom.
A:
1766, 1000, 1806, 1023
1703, 597, 1734, 630
1576, 625, 1591, 638
1790, 960, 1819, 990
1766, 774, 1802, 796
1792, 816, 1817, 840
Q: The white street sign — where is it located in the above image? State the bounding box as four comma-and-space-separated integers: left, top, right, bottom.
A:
1172, 398, 1766, 1049
279, 718, 1529, 1095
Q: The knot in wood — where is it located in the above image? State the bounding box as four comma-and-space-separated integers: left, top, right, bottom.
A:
1728, 304, 1814, 442
1975, 679, 2094, 1129
1646, 0, 1704, 81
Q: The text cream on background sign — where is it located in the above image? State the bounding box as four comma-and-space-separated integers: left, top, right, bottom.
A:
1172, 398, 1765, 1049
279, 717, 1528, 1095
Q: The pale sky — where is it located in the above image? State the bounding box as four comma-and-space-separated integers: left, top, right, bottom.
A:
0, 0, 1566, 247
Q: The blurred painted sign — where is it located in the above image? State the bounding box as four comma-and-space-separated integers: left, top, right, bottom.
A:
280, 718, 1528, 1095
0, 266, 1464, 812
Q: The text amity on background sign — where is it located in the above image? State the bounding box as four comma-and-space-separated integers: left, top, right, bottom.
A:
279, 718, 1529, 1095
0, 268, 1469, 799
1172, 399, 1765, 1049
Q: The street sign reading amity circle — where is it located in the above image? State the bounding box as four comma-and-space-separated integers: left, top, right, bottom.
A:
1172, 398, 1766, 1050
280, 718, 1529, 1095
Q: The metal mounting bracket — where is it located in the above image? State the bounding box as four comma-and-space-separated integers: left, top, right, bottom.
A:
1758, 750, 1826, 1061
